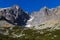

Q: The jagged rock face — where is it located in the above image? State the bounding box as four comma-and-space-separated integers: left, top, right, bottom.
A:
1, 5, 60, 29
26, 6, 60, 29
0, 5, 30, 26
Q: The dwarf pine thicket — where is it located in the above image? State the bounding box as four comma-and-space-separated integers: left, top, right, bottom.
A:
0, 25, 60, 40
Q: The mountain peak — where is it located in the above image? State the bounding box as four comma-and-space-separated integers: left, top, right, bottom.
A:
26, 6, 60, 29
0, 5, 30, 27
12, 5, 20, 9
43, 6, 47, 9
0, 5, 60, 29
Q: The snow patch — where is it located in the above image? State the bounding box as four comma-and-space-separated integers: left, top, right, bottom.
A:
25, 24, 31, 27
28, 16, 34, 22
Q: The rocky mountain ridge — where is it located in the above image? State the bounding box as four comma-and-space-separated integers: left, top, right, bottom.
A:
0, 5, 30, 28
0, 5, 60, 29
26, 6, 60, 29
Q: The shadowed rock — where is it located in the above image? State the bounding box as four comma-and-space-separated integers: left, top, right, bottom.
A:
0, 5, 30, 27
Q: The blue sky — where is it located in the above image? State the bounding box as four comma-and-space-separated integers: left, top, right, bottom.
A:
0, 0, 60, 13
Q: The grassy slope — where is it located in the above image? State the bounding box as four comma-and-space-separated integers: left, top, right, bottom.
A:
0, 26, 60, 40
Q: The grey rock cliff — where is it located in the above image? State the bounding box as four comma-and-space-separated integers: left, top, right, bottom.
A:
26, 6, 60, 29
1, 5, 60, 29
0, 5, 30, 27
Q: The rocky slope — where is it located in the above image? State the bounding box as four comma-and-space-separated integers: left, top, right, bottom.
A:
0, 5, 60, 29
0, 5, 30, 28
1, 5, 60, 40
26, 6, 60, 29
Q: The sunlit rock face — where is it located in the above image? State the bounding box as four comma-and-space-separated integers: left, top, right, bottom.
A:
0, 20, 14, 28
0, 5, 30, 26
26, 6, 60, 29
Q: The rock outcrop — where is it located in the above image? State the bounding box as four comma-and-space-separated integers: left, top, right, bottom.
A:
26, 6, 60, 29
0, 5, 30, 27
0, 5, 60, 29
